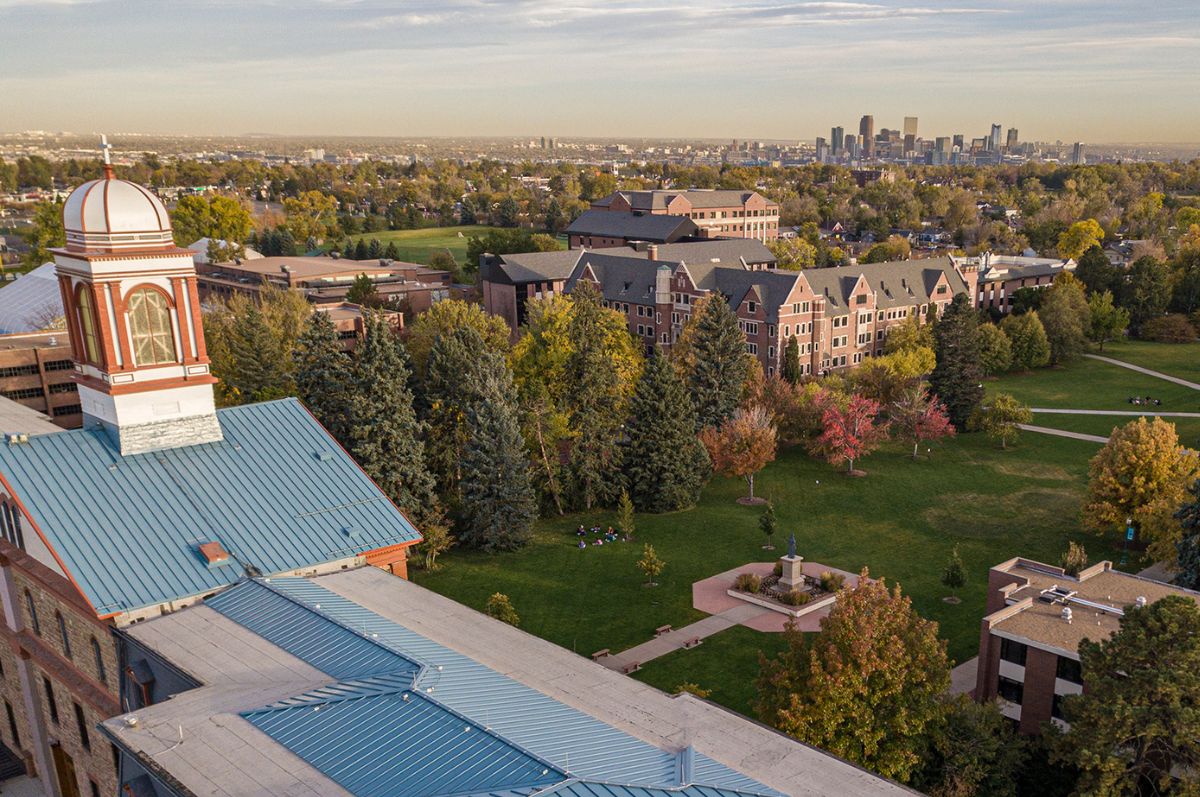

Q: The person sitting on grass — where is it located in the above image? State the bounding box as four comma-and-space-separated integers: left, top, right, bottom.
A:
577, 525, 586, 536
593, 538, 603, 546
577, 539, 586, 549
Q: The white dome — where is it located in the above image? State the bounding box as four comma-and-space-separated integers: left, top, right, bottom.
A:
62, 176, 175, 253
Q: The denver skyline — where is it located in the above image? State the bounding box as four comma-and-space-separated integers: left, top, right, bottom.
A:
2, 0, 1198, 143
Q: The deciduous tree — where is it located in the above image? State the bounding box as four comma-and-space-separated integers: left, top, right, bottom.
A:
699, 406, 778, 503
891, 385, 955, 460
485, 593, 520, 626
637, 544, 665, 586
1038, 273, 1091, 364
1000, 311, 1051, 370
1083, 417, 1200, 560
915, 696, 1024, 797
971, 392, 1031, 449
405, 299, 511, 378
1056, 218, 1104, 260
811, 394, 889, 474
976, 323, 1012, 377
1123, 255, 1172, 335
283, 190, 339, 244
760, 501, 778, 549
756, 571, 950, 783
1173, 481, 1200, 590
170, 194, 253, 252
21, 201, 64, 268
1086, 290, 1129, 351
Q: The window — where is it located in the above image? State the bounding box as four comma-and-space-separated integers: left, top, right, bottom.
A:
4, 701, 18, 748
999, 637, 1027, 667
91, 638, 107, 686
126, 288, 176, 365
1056, 655, 1083, 685
74, 702, 90, 750
24, 590, 38, 635
76, 286, 100, 364
742, 322, 759, 335
855, 294, 867, 305
997, 675, 1023, 704
43, 677, 58, 724
746, 342, 758, 355
89, 781, 100, 797
1051, 693, 1066, 720
747, 301, 757, 313
56, 611, 72, 660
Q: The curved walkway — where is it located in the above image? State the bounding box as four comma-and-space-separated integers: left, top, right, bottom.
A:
1084, 353, 1200, 391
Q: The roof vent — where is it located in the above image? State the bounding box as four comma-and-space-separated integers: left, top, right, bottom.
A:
1062, 606, 1072, 623
122, 715, 139, 728
314, 450, 335, 462
342, 526, 362, 539
5, 433, 29, 446
197, 541, 231, 568
1136, 595, 1147, 608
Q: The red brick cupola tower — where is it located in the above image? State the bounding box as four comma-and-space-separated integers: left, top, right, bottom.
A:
51, 137, 222, 455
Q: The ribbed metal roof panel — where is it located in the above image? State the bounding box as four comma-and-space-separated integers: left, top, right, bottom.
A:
244, 676, 563, 797
0, 398, 420, 614
263, 578, 777, 794
207, 580, 418, 681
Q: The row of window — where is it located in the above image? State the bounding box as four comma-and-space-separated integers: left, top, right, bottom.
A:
0, 360, 73, 378
24, 590, 108, 685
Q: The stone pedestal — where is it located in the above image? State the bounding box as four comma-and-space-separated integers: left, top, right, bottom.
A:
779, 555, 804, 590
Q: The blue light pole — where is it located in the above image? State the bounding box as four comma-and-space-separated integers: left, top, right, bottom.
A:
1121, 516, 1134, 566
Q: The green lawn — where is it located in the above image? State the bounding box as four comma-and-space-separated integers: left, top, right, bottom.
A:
414, 432, 1094, 672
336, 225, 564, 267
989, 359, 1200, 412
1100, 339, 1200, 383
1028, 412, 1200, 447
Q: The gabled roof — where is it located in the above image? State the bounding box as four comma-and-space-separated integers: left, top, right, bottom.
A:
0, 398, 421, 615
802, 257, 966, 316
567, 210, 698, 243
603, 190, 771, 211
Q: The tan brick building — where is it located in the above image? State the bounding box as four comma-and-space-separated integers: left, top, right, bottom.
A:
0, 332, 81, 429
973, 557, 1198, 735
0, 168, 424, 797
951, 253, 1077, 315
592, 189, 781, 241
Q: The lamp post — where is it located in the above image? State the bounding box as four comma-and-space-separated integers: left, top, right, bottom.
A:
1121, 516, 1134, 566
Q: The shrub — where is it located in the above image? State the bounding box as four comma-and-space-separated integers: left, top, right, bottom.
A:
1140, 314, 1197, 343
484, 593, 520, 627
819, 570, 846, 593
1060, 541, 1088, 577
773, 561, 783, 577
734, 572, 762, 593
674, 682, 712, 699
778, 589, 811, 606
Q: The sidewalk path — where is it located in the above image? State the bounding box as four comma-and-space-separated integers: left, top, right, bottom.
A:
949, 657, 978, 697
1018, 424, 1109, 444
1085, 354, 1200, 391
1031, 408, 1200, 417
598, 603, 770, 672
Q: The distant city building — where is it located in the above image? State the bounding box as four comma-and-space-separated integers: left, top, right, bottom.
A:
974, 557, 1198, 735
1006, 127, 1020, 150
850, 168, 896, 188
989, 124, 1003, 152
952, 133, 965, 151
1072, 142, 1086, 164
591, 189, 780, 241
859, 115, 875, 158
903, 116, 918, 155
815, 136, 829, 162
831, 126, 845, 155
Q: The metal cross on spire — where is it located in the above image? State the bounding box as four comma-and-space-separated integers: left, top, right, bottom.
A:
100, 134, 114, 178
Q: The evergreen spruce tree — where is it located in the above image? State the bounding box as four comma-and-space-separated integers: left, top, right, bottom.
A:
457, 354, 538, 551
1175, 481, 1200, 590
688, 295, 750, 430
367, 238, 383, 260
383, 240, 400, 260
352, 239, 369, 261
782, 335, 802, 385
565, 282, 624, 509
621, 349, 710, 513
929, 293, 984, 430
295, 310, 353, 445
223, 304, 293, 402
420, 326, 484, 498
346, 312, 443, 530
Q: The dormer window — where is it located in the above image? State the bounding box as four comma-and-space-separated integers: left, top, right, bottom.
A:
127, 288, 176, 365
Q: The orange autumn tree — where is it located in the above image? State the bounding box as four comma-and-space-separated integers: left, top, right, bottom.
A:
810, 393, 890, 475
756, 570, 950, 783
699, 405, 778, 504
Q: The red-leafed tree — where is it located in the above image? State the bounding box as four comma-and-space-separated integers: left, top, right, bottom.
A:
699, 405, 778, 504
810, 394, 889, 475
890, 385, 956, 460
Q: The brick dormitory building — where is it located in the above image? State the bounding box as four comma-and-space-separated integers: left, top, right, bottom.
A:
973, 557, 1200, 735
0, 167, 910, 797
590, 189, 781, 241
482, 239, 979, 377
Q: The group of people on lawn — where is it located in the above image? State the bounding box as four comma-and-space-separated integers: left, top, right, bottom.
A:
1128, 395, 1163, 406
575, 525, 627, 548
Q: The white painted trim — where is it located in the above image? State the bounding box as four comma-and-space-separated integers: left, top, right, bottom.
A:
104, 282, 123, 367
181, 279, 198, 359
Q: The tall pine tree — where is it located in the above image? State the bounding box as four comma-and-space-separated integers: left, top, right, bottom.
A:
782, 335, 802, 385
565, 281, 625, 509
688, 294, 750, 430
422, 326, 486, 498
929, 293, 984, 430
621, 349, 710, 513
457, 354, 538, 551
346, 312, 443, 530
295, 310, 353, 445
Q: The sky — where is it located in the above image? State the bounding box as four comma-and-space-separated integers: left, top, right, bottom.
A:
2, 0, 1199, 143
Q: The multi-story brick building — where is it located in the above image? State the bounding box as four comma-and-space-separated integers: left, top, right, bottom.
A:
951, 252, 1076, 315
0, 332, 81, 429
565, 209, 698, 249
484, 240, 974, 377
591, 189, 780, 241
973, 557, 1198, 735
0, 165, 423, 797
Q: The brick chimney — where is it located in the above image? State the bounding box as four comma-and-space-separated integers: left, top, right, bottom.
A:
647, 244, 659, 261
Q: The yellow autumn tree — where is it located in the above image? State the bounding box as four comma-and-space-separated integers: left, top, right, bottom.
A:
1083, 417, 1200, 561
405, 299, 512, 378
1057, 218, 1106, 261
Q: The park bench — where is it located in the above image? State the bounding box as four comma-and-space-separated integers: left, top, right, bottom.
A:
683, 637, 702, 649
591, 649, 610, 661
654, 624, 672, 637
621, 661, 641, 674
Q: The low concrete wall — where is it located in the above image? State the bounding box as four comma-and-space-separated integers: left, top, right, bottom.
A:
726, 588, 837, 619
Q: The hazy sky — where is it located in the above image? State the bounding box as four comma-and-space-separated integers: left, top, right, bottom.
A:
3, 0, 1198, 142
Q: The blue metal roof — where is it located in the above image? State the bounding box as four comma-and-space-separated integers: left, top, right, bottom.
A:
0, 398, 420, 615
222, 578, 779, 797
533, 782, 771, 797
244, 674, 563, 797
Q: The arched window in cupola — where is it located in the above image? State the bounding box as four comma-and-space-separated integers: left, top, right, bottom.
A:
127, 288, 176, 365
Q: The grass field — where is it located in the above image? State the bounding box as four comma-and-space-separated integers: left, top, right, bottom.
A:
414, 433, 1094, 670
1028, 412, 1200, 447
1101, 339, 1200, 383
988, 358, 1200, 412
337, 225, 564, 267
